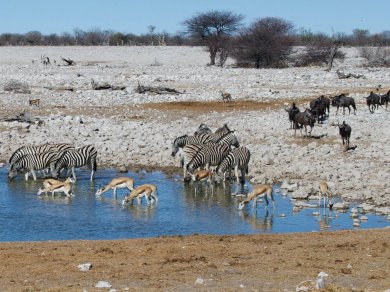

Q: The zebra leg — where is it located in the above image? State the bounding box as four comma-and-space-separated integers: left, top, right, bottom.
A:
25, 172, 29, 181
72, 167, 77, 181
31, 169, 37, 181
235, 165, 240, 184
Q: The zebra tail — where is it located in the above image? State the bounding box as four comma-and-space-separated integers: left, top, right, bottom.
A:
93, 159, 97, 172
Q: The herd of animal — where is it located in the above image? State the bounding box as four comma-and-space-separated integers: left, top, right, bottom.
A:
6, 89, 388, 211
286, 90, 389, 151
7, 143, 159, 205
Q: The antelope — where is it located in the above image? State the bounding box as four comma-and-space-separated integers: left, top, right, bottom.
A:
220, 90, 232, 103
319, 180, 333, 209
121, 184, 158, 206
29, 98, 40, 107
191, 169, 214, 195
37, 181, 73, 197
42, 177, 75, 189
238, 184, 275, 210
95, 177, 135, 198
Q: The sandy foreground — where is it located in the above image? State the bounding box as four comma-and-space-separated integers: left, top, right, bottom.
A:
0, 47, 390, 291
0, 229, 389, 291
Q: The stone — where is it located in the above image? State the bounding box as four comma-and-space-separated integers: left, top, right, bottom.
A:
77, 263, 93, 272
95, 281, 112, 288
195, 278, 204, 285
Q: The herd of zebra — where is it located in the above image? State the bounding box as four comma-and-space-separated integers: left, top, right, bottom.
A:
8, 143, 97, 182
171, 123, 251, 185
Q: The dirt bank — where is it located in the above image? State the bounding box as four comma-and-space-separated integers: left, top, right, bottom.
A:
0, 229, 389, 291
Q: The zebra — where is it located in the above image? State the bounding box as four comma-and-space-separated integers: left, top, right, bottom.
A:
171, 133, 213, 157
186, 143, 230, 174
209, 131, 240, 148
9, 143, 74, 169
8, 152, 59, 181
194, 124, 212, 136
215, 123, 231, 135
216, 146, 251, 184
52, 145, 97, 181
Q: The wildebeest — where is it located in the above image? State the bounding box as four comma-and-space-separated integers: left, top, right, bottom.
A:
285, 103, 300, 129
338, 121, 352, 151
364, 91, 382, 113
310, 100, 326, 123
331, 94, 356, 115
310, 95, 330, 115
293, 109, 316, 137
380, 90, 389, 110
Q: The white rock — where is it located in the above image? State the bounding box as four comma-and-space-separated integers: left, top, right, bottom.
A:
78, 263, 93, 272
95, 281, 112, 288
195, 278, 204, 285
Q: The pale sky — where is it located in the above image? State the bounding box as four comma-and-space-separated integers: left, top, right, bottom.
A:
0, 0, 388, 35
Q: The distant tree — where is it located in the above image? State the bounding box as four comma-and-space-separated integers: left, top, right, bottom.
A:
352, 29, 370, 46
183, 10, 244, 66
0, 33, 13, 46
25, 31, 42, 45
232, 17, 294, 68
148, 25, 156, 45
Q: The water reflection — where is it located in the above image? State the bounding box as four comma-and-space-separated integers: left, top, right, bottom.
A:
239, 209, 275, 232
0, 167, 389, 242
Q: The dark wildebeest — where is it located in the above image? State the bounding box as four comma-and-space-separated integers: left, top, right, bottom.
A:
331, 94, 356, 115
310, 100, 327, 123
293, 109, 316, 137
310, 95, 330, 116
285, 103, 300, 129
364, 91, 383, 113
194, 124, 212, 136
338, 121, 352, 151
380, 90, 390, 111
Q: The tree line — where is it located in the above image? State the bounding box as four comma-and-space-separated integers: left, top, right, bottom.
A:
1, 10, 389, 68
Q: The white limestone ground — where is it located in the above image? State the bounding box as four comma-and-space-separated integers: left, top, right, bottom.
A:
0, 46, 389, 214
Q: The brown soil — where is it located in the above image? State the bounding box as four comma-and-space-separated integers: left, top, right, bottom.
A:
0, 229, 389, 291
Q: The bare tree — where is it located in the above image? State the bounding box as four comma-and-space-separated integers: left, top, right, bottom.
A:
148, 25, 156, 46
232, 17, 294, 68
183, 10, 243, 66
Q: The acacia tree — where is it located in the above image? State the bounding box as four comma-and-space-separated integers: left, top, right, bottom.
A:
232, 17, 294, 68
183, 10, 243, 66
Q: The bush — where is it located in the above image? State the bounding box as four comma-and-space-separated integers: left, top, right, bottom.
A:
3, 80, 31, 94
360, 47, 390, 67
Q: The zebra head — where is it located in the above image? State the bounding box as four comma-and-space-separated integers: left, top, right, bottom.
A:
171, 135, 187, 157
7, 168, 17, 181
7, 161, 22, 181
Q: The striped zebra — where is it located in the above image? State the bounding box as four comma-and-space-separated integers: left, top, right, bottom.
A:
186, 143, 230, 174
215, 123, 231, 135
52, 145, 97, 181
216, 146, 251, 184
194, 124, 212, 136
171, 133, 213, 157
9, 143, 74, 168
209, 131, 240, 148
8, 152, 59, 181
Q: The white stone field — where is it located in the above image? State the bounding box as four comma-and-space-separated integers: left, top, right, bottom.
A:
0, 46, 389, 213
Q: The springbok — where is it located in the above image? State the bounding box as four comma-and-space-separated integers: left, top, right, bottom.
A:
238, 184, 275, 210
29, 98, 40, 107
95, 177, 135, 198
191, 169, 214, 195
37, 181, 73, 197
220, 90, 232, 103
121, 184, 158, 206
319, 180, 333, 209
42, 177, 75, 189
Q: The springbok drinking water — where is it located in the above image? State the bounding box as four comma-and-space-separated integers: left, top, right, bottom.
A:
238, 184, 275, 210
319, 180, 333, 209
37, 179, 74, 197
121, 184, 158, 206
95, 177, 135, 198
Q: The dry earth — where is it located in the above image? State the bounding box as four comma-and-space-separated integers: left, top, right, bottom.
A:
0, 229, 389, 291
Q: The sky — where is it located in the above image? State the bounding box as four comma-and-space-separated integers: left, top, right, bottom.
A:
0, 0, 388, 36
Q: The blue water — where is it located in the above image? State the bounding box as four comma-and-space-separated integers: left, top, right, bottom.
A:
0, 168, 388, 242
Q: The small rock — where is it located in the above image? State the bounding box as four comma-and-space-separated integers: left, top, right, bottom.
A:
78, 263, 93, 272
195, 278, 204, 285
95, 281, 112, 288
360, 215, 368, 221
117, 166, 128, 173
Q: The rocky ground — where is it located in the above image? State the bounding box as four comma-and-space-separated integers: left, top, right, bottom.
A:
0, 46, 389, 214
